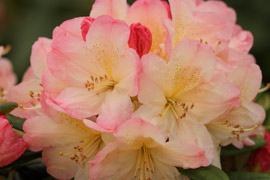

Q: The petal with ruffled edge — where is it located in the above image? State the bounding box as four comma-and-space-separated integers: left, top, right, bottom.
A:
30, 38, 52, 79
0, 59, 17, 90
178, 75, 241, 124
85, 15, 130, 78
90, 0, 128, 20
228, 63, 262, 103
54, 87, 105, 119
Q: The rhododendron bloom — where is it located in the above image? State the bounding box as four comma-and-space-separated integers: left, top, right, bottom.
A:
207, 61, 265, 149
23, 106, 109, 180
89, 118, 209, 180
136, 39, 240, 136
7, 38, 51, 118
45, 15, 140, 130
164, 0, 236, 55
0, 115, 27, 167
0, 46, 17, 104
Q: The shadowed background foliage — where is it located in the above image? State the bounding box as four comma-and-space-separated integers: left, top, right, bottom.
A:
0, 0, 269, 84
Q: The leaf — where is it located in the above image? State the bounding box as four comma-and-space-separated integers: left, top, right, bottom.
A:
0, 102, 18, 114
227, 171, 270, 180
177, 165, 229, 180
6, 114, 26, 131
221, 138, 267, 157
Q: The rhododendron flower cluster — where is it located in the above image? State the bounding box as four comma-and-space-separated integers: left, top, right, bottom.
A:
1, 0, 267, 179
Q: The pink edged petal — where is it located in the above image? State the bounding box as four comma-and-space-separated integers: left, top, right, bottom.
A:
179, 75, 241, 124
116, 118, 166, 147
83, 119, 111, 133
228, 63, 262, 102
48, 28, 95, 87
169, 39, 216, 94
153, 138, 210, 169
97, 89, 133, 131
126, 0, 169, 52
90, 0, 128, 20
229, 25, 253, 54
56, 17, 86, 38
30, 37, 52, 78
0, 59, 17, 90
89, 141, 137, 180
43, 146, 79, 180
55, 87, 105, 119
86, 16, 130, 77
170, 118, 214, 164
112, 48, 140, 96
23, 114, 88, 151
42, 69, 68, 98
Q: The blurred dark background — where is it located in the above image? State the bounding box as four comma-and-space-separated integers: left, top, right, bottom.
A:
0, 0, 269, 83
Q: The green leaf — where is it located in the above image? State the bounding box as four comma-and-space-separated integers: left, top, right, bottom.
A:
0, 102, 18, 114
6, 114, 25, 131
227, 171, 270, 180
177, 165, 229, 180
221, 138, 267, 157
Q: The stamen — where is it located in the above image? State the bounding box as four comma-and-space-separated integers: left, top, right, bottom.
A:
134, 145, 154, 180
259, 83, 270, 93
59, 135, 102, 166
85, 74, 115, 92
19, 104, 41, 110
209, 121, 258, 141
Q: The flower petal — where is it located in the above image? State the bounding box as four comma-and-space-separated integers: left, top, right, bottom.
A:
43, 146, 79, 180
90, 0, 128, 20
169, 39, 216, 94
89, 141, 137, 180
55, 87, 105, 119
96, 89, 133, 131
30, 38, 52, 78
179, 75, 241, 124
228, 63, 262, 102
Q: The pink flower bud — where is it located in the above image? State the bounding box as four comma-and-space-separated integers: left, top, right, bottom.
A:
81, 17, 95, 41
0, 115, 27, 167
128, 23, 152, 57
